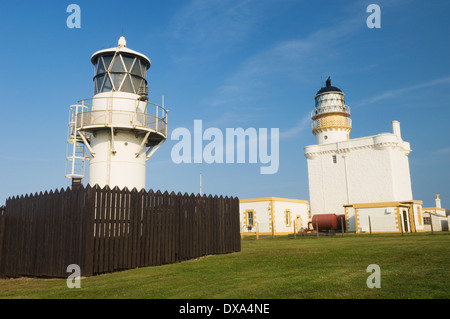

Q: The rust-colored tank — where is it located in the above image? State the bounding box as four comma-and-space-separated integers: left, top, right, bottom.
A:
312, 214, 337, 230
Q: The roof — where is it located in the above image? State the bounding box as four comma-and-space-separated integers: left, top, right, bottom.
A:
316, 77, 342, 95
240, 197, 309, 204
90, 37, 151, 69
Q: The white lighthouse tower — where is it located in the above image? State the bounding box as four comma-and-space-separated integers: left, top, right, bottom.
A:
65, 36, 168, 190
311, 77, 352, 145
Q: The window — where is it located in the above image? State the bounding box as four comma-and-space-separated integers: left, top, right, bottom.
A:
284, 210, 292, 227
120, 75, 134, 93
332, 155, 337, 164
131, 75, 145, 93
102, 55, 114, 72
423, 216, 431, 225
110, 55, 126, 72
122, 55, 135, 71
94, 75, 105, 95
110, 73, 125, 91
102, 75, 113, 91
247, 210, 254, 227
95, 57, 106, 75
131, 58, 146, 77
92, 53, 148, 95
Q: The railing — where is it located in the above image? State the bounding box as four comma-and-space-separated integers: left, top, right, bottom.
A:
76, 110, 167, 136
312, 116, 352, 130
73, 96, 168, 137
311, 105, 351, 119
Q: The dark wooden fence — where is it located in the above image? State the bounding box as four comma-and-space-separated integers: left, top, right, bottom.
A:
0, 185, 240, 278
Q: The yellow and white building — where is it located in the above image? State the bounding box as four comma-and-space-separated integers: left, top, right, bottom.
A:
343, 201, 424, 233
303, 78, 442, 233
239, 197, 309, 236
422, 195, 449, 231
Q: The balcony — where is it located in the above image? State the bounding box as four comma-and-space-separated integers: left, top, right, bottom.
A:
76, 109, 167, 137
311, 105, 351, 120
312, 115, 352, 131
71, 96, 168, 139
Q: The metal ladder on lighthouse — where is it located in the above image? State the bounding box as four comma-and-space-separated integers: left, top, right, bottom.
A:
65, 104, 90, 181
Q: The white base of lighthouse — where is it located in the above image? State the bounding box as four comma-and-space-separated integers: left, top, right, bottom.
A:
305, 121, 413, 216
314, 128, 349, 145
89, 130, 147, 190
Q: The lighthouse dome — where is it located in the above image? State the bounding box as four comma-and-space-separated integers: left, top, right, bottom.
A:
313, 77, 349, 119
316, 77, 342, 95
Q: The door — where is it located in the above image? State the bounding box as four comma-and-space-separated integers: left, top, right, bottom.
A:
402, 210, 409, 232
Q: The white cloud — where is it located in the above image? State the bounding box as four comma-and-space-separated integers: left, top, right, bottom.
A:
359, 76, 450, 106
206, 16, 361, 107
437, 146, 450, 154
279, 113, 311, 140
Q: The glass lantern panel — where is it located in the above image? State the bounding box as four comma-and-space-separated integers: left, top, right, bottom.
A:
120, 75, 134, 93
102, 74, 113, 92
110, 55, 126, 73
122, 55, 135, 72
131, 75, 144, 94
94, 58, 99, 75
139, 59, 147, 76
110, 73, 125, 91
95, 75, 105, 92
131, 59, 142, 77
102, 54, 114, 71
96, 57, 105, 75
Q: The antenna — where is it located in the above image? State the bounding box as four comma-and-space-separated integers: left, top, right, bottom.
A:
200, 173, 202, 196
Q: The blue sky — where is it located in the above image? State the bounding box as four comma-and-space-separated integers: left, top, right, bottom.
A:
0, 0, 449, 207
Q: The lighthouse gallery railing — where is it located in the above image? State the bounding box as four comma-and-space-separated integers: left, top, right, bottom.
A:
74, 96, 168, 137
76, 110, 167, 136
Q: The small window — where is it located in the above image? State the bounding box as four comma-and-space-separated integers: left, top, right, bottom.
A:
102, 75, 113, 92
284, 210, 292, 227
120, 75, 134, 93
423, 216, 431, 225
102, 55, 114, 72
131, 75, 144, 94
122, 55, 135, 71
95, 75, 105, 94
131, 58, 144, 77
332, 155, 337, 164
96, 57, 106, 75
110, 73, 125, 91
139, 59, 148, 76
247, 211, 254, 227
110, 55, 126, 72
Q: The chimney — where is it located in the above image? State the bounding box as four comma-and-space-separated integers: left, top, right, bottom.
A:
392, 121, 401, 139
435, 194, 441, 209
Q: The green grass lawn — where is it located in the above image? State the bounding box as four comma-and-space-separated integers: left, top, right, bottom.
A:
0, 232, 449, 299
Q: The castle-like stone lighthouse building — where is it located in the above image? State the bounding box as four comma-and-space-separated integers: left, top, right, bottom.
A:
304, 78, 425, 233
